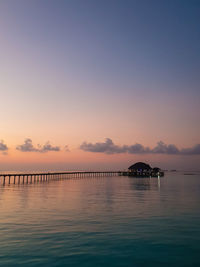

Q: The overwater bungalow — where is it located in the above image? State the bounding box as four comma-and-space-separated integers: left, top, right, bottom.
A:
129, 162, 152, 176
123, 162, 164, 177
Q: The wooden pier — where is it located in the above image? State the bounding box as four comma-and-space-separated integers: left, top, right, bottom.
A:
0, 171, 123, 186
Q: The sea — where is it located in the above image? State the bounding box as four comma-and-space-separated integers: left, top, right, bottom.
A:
0, 171, 200, 267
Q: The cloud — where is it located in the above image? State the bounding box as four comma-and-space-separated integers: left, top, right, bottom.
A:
80, 138, 153, 154
16, 138, 39, 152
16, 138, 60, 153
42, 142, 60, 152
151, 141, 179, 154
127, 143, 150, 154
180, 144, 200, 155
80, 138, 200, 155
0, 140, 8, 152
80, 138, 127, 154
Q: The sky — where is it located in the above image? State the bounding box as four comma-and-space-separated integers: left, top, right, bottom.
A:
0, 0, 200, 171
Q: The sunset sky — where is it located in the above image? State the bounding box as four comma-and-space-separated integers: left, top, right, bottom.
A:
0, 0, 200, 171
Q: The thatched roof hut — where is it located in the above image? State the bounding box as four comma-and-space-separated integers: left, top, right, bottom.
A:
128, 162, 152, 172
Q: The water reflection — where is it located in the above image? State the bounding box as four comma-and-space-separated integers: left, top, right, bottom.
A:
0, 174, 200, 267
128, 177, 161, 191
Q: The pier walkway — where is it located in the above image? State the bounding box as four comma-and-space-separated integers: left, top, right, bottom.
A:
0, 171, 122, 185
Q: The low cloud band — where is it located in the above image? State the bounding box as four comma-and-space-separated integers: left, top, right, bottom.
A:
80, 138, 200, 155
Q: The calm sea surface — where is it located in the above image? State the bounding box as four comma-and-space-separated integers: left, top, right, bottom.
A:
0, 172, 200, 267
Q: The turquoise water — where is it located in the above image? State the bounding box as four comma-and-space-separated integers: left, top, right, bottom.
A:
0, 172, 200, 266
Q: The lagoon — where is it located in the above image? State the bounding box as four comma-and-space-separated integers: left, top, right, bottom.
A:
0, 172, 200, 266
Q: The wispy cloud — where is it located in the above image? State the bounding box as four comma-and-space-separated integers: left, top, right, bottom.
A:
16, 138, 60, 153
0, 140, 8, 154
80, 138, 200, 155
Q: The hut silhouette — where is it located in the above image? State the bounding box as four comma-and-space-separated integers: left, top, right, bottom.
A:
152, 167, 160, 173
126, 162, 164, 177
128, 162, 152, 172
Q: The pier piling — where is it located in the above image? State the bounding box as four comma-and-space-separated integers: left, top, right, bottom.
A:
0, 171, 122, 186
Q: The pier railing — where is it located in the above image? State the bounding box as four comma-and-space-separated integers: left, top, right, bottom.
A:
0, 171, 123, 185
